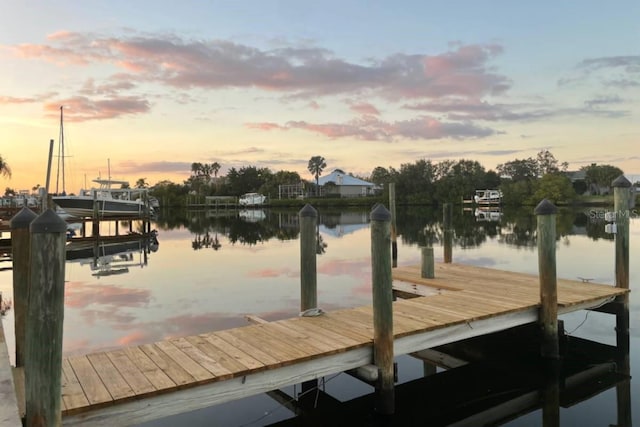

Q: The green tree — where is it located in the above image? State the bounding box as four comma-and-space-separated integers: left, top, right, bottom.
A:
307, 156, 326, 196
535, 150, 567, 176
227, 166, 272, 195
581, 163, 624, 194
530, 173, 576, 204
369, 166, 393, 185
496, 158, 538, 181
260, 170, 302, 198
395, 159, 436, 203
210, 162, 221, 178
0, 155, 11, 178
135, 178, 149, 188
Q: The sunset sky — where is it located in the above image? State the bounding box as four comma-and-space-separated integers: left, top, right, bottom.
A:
1, 1, 638, 192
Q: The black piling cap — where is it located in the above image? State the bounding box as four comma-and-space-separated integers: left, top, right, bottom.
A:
29, 208, 68, 234
612, 175, 631, 188
370, 203, 391, 221
534, 198, 558, 215
9, 207, 38, 230
298, 203, 318, 217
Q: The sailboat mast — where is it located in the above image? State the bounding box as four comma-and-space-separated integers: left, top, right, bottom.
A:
55, 106, 66, 195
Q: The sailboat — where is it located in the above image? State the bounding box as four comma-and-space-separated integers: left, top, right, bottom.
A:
51, 108, 153, 218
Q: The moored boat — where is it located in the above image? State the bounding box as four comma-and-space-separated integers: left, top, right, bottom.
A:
473, 189, 503, 205
53, 178, 153, 218
238, 192, 266, 206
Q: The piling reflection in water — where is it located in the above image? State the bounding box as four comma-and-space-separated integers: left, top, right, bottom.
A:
263, 324, 631, 427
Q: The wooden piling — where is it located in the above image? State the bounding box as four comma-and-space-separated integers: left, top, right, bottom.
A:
370, 204, 395, 415
534, 199, 559, 361
388, 183, 398, 268
299, 204, 318, 312
612, 175, 631, 291
443, 202, 453, 263
9, 207, 38, 368
298, 204, 318, 396
25, 209, 67, 427
420, 246, 434, 278
92, 190, 99, 237
612, 175, 631, 427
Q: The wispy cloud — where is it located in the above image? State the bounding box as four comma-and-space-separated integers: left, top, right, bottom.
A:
12, 32, 509, 101
44, 95, 150, 121
249, 115, 498, 141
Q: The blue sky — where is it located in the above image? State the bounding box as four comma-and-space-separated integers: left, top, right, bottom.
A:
1, 0, 638, 191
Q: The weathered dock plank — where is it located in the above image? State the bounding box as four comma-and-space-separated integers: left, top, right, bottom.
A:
58, 262, 628, 426
0, 319, 22, 426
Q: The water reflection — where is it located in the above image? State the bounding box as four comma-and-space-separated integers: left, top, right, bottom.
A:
66, 232, 158, 276
2, 205, 630, 426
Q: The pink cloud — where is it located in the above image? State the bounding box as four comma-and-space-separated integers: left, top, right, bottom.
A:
280, 115, 496, 141
347, 101, 380, 116
245, 122, 286, 131
11, 32, 509, 100
44, 95, 150, 122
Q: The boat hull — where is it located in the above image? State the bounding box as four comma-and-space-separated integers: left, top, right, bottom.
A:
53, 197, 148, 218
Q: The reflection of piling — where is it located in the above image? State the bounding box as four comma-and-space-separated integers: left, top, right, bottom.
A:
370, 204, 395, 415
9, 207, 38, 368
612, 175, 632, 427
389, 183, 398, 267
535, 199, 559, 363
25, 209, 67, 427
443, 203, 453, 263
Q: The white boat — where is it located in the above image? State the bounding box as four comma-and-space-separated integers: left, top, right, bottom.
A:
474, 207, 503, 222
238, 193, 266, 206
53, 178, 153, 218
473, 189, 503, 205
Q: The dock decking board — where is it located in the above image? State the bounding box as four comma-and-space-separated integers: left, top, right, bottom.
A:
50, 262, 628, 423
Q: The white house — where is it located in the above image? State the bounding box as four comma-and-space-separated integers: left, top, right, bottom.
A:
317, 169, 377, 197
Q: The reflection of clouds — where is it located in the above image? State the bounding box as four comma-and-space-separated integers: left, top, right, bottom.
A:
247, 267, 297, 278
318, 258, 369, 276
79, 308, 137, 326
65, 281, 151, 308
117, 331, 149, 346
64, 311, 249, 357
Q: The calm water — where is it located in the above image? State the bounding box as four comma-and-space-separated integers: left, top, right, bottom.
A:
1, 205, 637, 426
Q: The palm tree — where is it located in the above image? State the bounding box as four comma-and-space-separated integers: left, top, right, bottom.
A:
0, 155, 11, 178
190, 162, 203, 177
211, 162, 221, 178
307, 156, 326, 196
135, 178, 149, 188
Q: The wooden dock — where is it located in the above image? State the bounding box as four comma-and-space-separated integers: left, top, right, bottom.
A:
6, 262, 624, 426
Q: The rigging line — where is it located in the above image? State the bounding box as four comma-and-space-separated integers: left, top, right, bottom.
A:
238, 372, 344, 427
565, 296, 617, 335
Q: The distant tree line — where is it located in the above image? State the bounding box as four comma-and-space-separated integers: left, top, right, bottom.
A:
3, 149, 626, 206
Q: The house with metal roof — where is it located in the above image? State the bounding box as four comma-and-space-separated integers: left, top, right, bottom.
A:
317, 169, 377, 197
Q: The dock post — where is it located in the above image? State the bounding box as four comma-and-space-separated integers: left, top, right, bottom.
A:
534, 199, 559, 363
25, 209, 67, 427
298, 204, 318, 396
420, 246, 434, 278
9, 207, 38, 368
370, 204, 395, 415
299, 204, 318, 312
443, 202, 453, 263
92, 190, 99, 237
389, 183, 398, 267
612, 175, 632, 427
